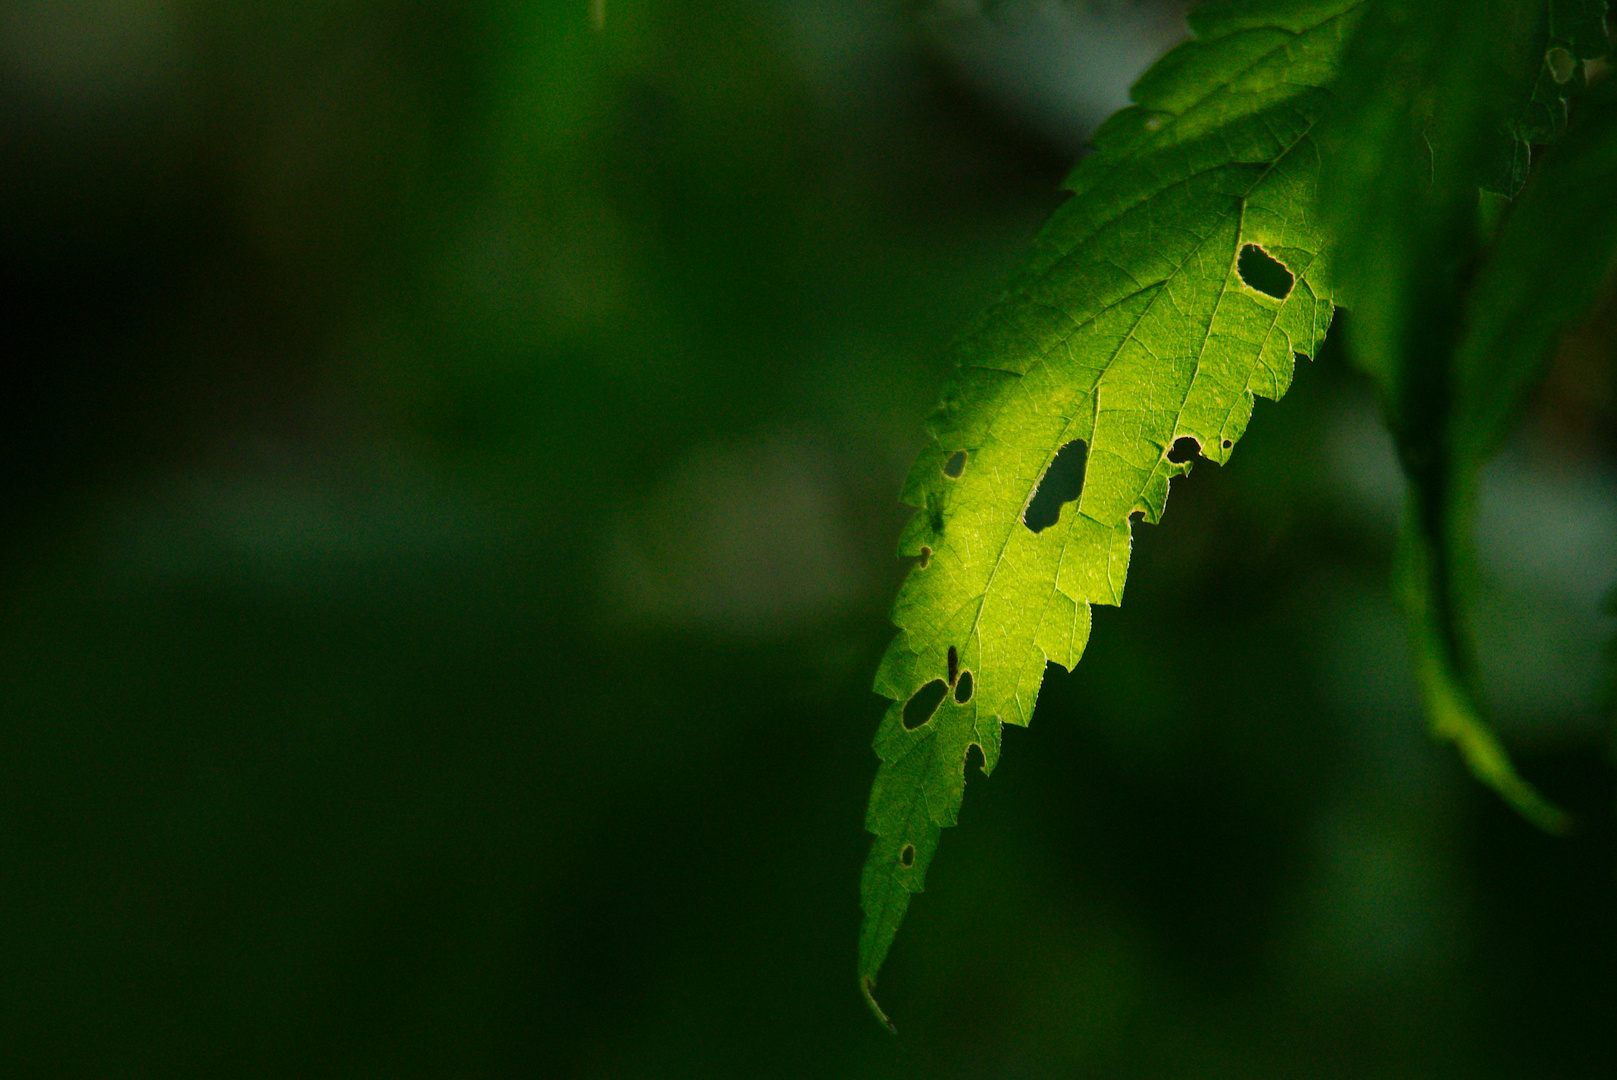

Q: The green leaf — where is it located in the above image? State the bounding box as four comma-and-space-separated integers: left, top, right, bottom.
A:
1419, 74, 1617, 833
1324, 0, 1613, 834
857, 0, 1363, 1025
1454, 77, 1617, 464
1490, 0, 1611, 193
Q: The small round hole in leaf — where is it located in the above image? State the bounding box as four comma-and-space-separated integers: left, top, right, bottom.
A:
900, 844, 915, 867
902, 679, 948, 730
953, 670, 973, 704
1221, 438, 1233, 450
943, 450, 967, 479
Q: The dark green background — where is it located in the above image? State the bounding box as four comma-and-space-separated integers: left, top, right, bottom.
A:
4, 1, 1616, 1075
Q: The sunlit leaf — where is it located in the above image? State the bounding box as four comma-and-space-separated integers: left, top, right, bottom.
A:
858, 0, 1363, 1024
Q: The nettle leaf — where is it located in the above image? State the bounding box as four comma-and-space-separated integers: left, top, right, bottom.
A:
1325, 0, 1613, 833
1488, 0, 1612, 193
1454, 78, 1617, 465
857, 0, 1363, 1024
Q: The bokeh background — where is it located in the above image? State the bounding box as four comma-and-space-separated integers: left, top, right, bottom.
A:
4, 1, 1617, 1076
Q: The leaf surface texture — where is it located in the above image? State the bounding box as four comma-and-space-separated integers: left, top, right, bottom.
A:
858, 0, 1364, 1019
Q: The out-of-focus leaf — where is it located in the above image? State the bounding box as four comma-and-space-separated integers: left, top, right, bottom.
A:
1455, 78, 1617, 460
1327, 0, 1613, 832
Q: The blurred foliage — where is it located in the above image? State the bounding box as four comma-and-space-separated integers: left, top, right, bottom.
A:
1325, 0, 1616, 831
1, 1, 1615, 1077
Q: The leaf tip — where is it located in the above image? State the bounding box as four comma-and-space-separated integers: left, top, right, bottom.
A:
1495, 776, 1575, 836
860, 974, 897, 1034
1415, 638, 1575, 835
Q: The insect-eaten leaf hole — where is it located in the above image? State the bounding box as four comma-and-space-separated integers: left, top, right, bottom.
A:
900, 843, 915, 867
965, 742, 986, 774
918, 546, 931, 569
1221, 438, 1233, 450
1167, 436, 1200, 464
902, 679, 949, 730
953, 670, 974, 704
943, 450, 967, 479
1236, 243, 1293, 300
1023, 439, 1088, 534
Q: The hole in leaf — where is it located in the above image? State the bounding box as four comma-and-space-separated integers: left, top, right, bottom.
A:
1167, 436, 1199, 464
953, 670, 974, 704
965, 742, 985, 774
900, 843, 915, 867
1547, 46, 1575, 84
1236, 243, 1293, 300
902, 679, 948, 730
1023, 439, 1088, 534
943, 450, 967, 479
918, 546, 931, 569
1221, 438, 1233, 450
947, 645, 959, 686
